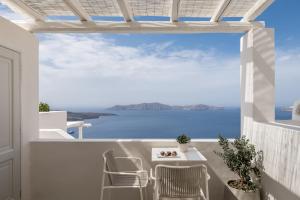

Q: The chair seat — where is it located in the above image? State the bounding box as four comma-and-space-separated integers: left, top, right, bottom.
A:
112, 171, 149, 188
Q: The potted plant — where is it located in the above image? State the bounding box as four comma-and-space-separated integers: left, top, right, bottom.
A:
39, 102, 50, 112
176, 134, 191, 152
215, 135, 263, 200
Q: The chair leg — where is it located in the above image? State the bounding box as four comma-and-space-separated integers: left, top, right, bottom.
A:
100, 188, 104, 200
153, 188, 159, 200
100, 174, 106, 200
139, 187, 143, 200
144, 187, 148, 200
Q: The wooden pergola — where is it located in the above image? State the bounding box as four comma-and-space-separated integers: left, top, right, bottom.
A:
1, 0, 273, 33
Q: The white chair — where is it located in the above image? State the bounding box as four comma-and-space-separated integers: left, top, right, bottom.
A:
151, 164, 209, 200
100, 150, 149, 200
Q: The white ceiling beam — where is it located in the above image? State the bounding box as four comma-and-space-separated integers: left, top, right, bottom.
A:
63, 0, 91, 22
116, 0, 134, 22
15, 21, 264, 34
241, 0, 274, 22
1, 0, 45, 21
210, 0, 232, 22
170, 0, 180, 22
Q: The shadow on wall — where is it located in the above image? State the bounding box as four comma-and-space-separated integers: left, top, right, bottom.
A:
262, 172, 300, 200
241, 28, 275, 124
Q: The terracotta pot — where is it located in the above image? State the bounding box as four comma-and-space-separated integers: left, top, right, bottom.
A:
178, 143, 189, 152
227, 180, 260, 200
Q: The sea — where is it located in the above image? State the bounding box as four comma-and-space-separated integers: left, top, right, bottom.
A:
68, 108, 292, 139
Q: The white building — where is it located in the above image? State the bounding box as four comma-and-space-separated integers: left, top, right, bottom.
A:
0, 0, 299, 200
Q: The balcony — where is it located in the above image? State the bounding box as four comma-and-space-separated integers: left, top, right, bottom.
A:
31, 117, 300, 200
0, 0, 300, 200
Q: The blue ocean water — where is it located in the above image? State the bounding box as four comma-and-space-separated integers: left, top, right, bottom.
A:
69, 108, 292, 139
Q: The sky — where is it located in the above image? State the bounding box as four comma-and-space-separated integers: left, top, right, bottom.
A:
0, 0, 299, 109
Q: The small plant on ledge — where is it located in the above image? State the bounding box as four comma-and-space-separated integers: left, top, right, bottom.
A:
176, 134, 191, 152
214, 135, 263, 192
39, 102, 50, 112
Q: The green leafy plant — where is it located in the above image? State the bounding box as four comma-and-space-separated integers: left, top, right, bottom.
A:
39, 102, 50, 112
176, 134, 191, 144
214, 135, 263, 191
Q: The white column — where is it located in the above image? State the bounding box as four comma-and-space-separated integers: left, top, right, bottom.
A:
240, 28, 275, 135
78, 126, 83, 139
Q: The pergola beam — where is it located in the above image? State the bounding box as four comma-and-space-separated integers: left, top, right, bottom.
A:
241, 0, 274, 22
170, 0, 180, 22
210, 0, 231, 22
15, 21, 264, 34
63, 0, 91, 22
116, 0, 134, 22
1, 0, 45, 21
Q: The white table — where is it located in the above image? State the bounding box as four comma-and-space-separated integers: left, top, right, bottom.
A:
152, 147, 207, 162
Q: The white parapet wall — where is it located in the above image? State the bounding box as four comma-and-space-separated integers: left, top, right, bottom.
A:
246, 122, 300, 200
39, 111, 67, 131
39, 129, 74, 139
38, 111, 75, 139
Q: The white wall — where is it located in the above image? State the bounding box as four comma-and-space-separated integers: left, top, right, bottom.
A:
0, 17, 39, 200
30, 140, 235, 200
247, 122, 300, 200
39, 129, 74, 139
241, 28, 300, 200
240, 28, 275, 134
39, 111, 67, 131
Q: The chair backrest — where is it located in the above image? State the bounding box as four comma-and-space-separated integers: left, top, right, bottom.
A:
154, 164, 209, 200
102, 150, 118, 184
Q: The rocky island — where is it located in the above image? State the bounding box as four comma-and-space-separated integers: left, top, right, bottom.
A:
107, 102, 223, 111
67, 112, 117, 121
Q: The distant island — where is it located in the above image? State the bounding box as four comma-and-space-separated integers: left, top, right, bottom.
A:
107, 102, 224, 111
67, 112, 117, 121
66, 103, 223, 120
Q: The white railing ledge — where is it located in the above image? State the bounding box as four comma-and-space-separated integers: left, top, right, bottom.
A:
30, 138, 235, 143
67, 121, 85, 128
39, 128, 75, 140
273, 120, 300, 131
259, 120, 300, 131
